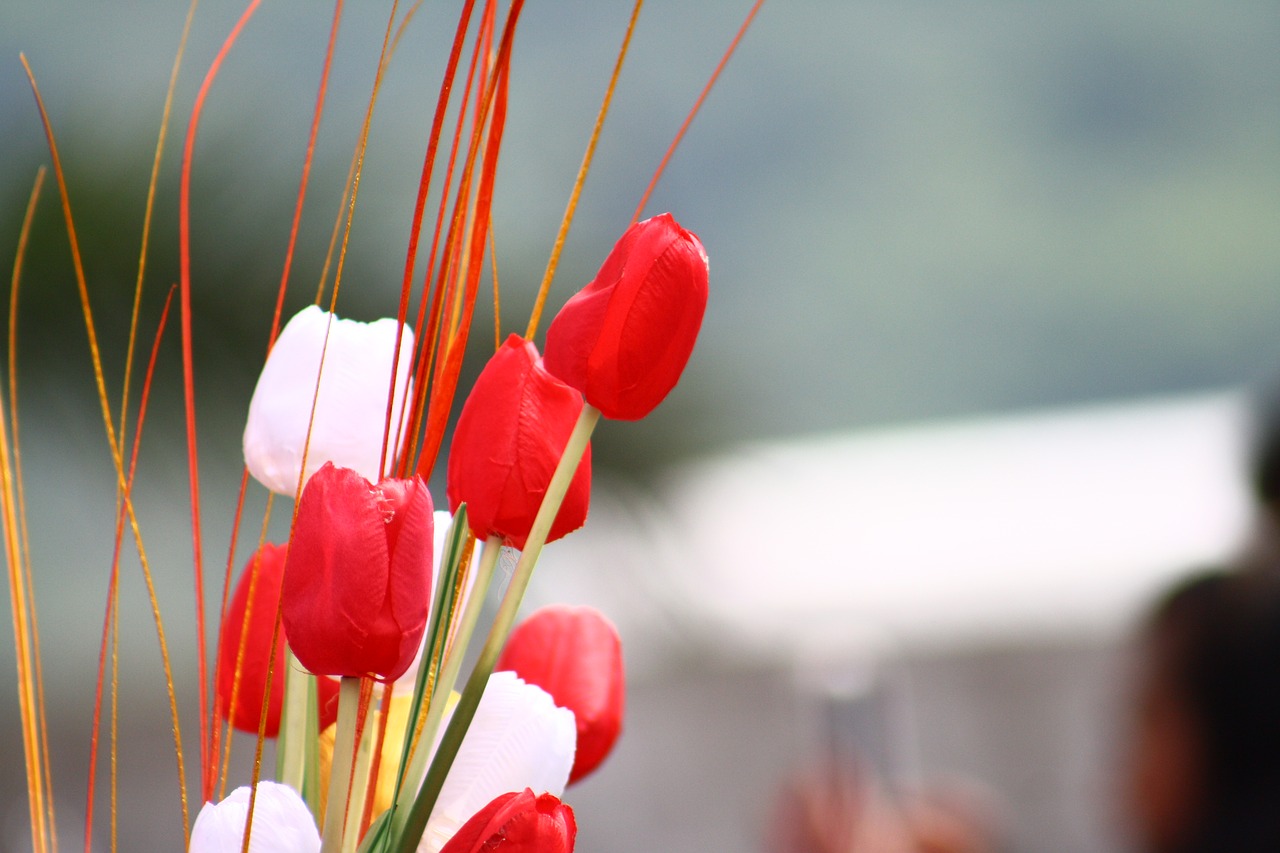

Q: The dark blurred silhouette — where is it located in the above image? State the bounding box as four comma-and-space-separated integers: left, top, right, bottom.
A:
1123, 569, 1280, 853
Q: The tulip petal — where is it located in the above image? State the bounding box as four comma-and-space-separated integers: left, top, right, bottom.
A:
437, 789, 576, 853
496, 605, 624, 784
188, 782, 319, 853
447, 336, 591, 549
422, 671, 575, 853
382, 477, 435, 678
283, 464, 391, 677
544, 213, 708, 420
244, 306, 415, 495
216, 543, 288, 736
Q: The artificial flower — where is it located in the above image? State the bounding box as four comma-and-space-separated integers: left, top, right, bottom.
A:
421, 671, 576, 853
243, 305, 415, 495
543, 213, 708, 420
496, 605, 624, 784
282, 462, 434, 681
438, 789, 576, 853
215, 543, 289, 736
446, 335, 591, 549
188, 781, 320, 853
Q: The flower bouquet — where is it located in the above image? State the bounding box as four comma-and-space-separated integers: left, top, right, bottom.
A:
4, 1, 759, 851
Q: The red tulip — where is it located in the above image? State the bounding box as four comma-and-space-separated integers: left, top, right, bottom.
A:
282, 462, 434, 681
543, 213, 708, 421
439, 789, 576, 853
496, 605, 624, 784
216, 543, 289, 736
447, 335, 592, 549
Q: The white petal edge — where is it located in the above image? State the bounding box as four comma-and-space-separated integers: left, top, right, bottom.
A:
419, 671, 576, 853
188, 781, 320, 853
243, 305, 415, 496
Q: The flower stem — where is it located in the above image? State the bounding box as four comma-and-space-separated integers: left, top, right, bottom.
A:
320, 677, 362, 853
278, 652, 310, 793
391, 404, 600, 852
341, 710, 375, 853
391, 535, 500, 824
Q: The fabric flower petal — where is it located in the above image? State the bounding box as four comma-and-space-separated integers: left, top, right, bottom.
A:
188, 781, 319, 853
244, 305, 414, 495
421, 671, 576, 853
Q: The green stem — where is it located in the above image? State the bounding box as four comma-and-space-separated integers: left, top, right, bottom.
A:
278, 652, 310, 793
391, 404, 600, 853
321, 677, 362, 853
389, 536, 501, 833
341, 706, 376, 853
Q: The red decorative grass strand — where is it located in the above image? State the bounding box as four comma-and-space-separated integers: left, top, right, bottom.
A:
178, 0, 264, 787
631, 0, 765, 222
86, 286, 176, 851
415, 0, 523, 478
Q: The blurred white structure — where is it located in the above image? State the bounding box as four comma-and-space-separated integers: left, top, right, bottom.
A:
538, 391, 1259, 853
543, 390, 1255, 659
661, 390, 1253, 654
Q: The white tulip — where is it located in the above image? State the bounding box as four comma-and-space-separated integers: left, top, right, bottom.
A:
188, 781, 319, 853
420, 671, 576, 853
243, 305, 415, 496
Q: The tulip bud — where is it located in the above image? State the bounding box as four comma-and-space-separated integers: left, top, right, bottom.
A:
215, 543, 289, 736
438, 789, 576, 853
543, 213, 708, 421
189, 781, 320, 853
282, 462, 434, 681
446, 335, 591, 549
243, 305, 415, 496
497, 605, 624, 784
423, 671, 576, 853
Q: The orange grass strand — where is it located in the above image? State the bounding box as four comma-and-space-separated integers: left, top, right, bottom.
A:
178, 0, 265, 786
415, 68, 510, 474
213, 0, 340, 805
24, 51, 192, 835
525, 0, 644, 340
22, 53, 193, 843
243, 313, 345, 849
216, 491, 276, 801
5, 166, 49, 853
489, 229, 501, 351
109, 573, 119, 853
322, 0, 402, 321
328, 0, 409, 484
209, 468, 253, 799
414, 1, 519, 476
390, 0, 426, 55
396, 3, 491, 473
119, 0, 198, 462
631, 0, 766, 222
10, 168, 57, 852
308, 2, 424, 311
101, 286, 175, 850
387, 0, 481, 479
0, 376, 45, 853
268, 0, 344, 350
247, 0, 406, 824
0, 400, 45, 852
239, 577, 289, 853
